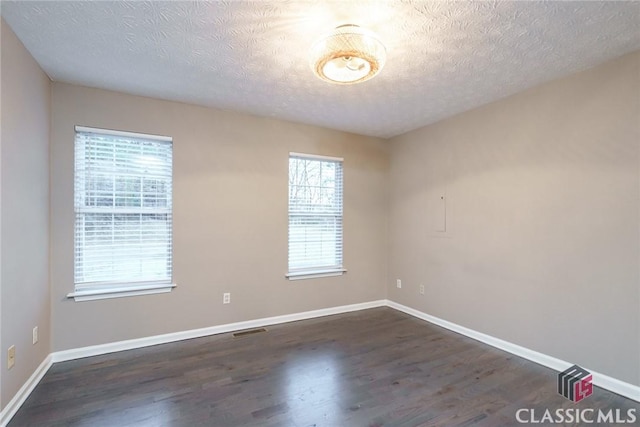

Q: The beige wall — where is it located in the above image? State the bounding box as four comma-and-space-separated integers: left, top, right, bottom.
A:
1, 20, 51, 409
388, 52, 640, 386
50, 83, 389, 352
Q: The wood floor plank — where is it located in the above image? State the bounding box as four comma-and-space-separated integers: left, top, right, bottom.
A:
8, 308, 639, 426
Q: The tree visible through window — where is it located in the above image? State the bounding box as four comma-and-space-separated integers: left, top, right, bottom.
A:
288, 153, 344, 276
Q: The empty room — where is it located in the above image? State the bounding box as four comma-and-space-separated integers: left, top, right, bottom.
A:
1, 1, 639, 426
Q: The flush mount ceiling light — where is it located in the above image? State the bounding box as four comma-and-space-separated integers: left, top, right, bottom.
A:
310, 24, 386, 85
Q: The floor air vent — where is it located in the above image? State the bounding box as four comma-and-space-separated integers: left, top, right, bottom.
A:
233, 328, 267, 338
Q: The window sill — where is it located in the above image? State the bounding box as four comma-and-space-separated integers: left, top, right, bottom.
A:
67, 283, 176, 302
286, 269, 347, 281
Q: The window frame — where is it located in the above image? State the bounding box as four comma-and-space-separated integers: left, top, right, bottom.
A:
67, 125, 176, 301
286, 152, 346, 280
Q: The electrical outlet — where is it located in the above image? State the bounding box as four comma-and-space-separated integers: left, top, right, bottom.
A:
419, 284, 425, 295
223, 293, 231, 304
396, 279, 402, 289
33, 326, 39, 345
7, 345, 15, 370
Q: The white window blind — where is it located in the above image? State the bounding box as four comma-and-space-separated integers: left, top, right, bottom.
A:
288, 153, 344, 277
74, 126, 173, 292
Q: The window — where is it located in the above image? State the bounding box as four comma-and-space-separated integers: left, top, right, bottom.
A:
287, 153, 345, 279
69, 126, 174, 301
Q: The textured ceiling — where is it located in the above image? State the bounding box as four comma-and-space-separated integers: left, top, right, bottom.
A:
2, 1, 639, 138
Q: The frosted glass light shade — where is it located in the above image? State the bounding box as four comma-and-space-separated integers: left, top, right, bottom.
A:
311, 25, 386, 85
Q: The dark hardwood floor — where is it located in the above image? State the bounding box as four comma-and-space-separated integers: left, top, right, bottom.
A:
8, 307, 639, 426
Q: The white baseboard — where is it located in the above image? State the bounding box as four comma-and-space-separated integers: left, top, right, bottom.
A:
3, 297, 639, 426
386, 300, 640, 403
0, 354, 52, 427
52, 299, 387, 363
